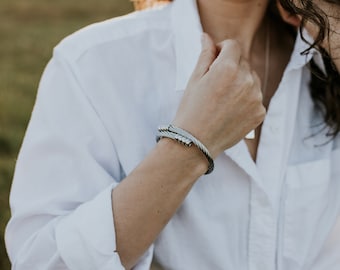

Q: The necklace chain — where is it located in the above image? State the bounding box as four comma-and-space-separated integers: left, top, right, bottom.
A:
262, 21, 270, 97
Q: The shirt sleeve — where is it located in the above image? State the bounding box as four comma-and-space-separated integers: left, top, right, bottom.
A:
5, 52, 153, 270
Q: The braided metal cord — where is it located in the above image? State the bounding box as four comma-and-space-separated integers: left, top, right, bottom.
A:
156, 125, 214, 174
156, 130, 193, 146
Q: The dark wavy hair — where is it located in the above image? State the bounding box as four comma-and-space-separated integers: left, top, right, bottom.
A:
279, 0, 340, 138
134, 0, 340, 138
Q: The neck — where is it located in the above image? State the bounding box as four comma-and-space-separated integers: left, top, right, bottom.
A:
197, 0, 269, 58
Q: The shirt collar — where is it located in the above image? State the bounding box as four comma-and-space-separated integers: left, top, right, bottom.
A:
171, 0, 324, 91
285, 28, 325, 72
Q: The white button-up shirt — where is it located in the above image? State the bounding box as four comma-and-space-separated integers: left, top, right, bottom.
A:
5, 0, 340, 269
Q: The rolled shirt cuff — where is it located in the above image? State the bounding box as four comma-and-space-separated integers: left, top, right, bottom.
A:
55, 183, 153, 270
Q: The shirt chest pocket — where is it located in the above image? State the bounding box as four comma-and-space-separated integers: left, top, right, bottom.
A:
283, 158, 332, 266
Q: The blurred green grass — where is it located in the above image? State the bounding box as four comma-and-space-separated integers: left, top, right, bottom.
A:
0, 0, 134, 268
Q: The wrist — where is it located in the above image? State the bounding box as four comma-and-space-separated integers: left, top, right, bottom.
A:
155, 138, 208, 179
156, 124, 214, 174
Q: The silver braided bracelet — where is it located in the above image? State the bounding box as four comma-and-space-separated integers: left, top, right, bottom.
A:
156, 124, 214, 174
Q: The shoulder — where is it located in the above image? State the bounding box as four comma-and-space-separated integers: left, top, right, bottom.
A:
53, 4, 172, 62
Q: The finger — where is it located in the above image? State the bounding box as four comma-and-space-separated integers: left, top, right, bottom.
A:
208, 40, 243, 78
252, 70, 261, 89
214, 39, 242, 67
191, 33, 217, 79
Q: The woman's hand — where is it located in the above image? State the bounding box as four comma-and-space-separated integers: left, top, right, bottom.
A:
172, 33, 266, 158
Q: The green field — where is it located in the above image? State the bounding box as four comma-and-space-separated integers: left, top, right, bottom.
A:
0, 0, 134, 268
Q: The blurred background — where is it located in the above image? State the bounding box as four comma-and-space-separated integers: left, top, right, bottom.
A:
0, 0, 136, 268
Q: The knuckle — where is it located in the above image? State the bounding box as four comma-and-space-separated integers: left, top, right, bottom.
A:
249, 104, 265, 125
256, 106, 266, 121
255, 89, 263, 102
252, 71, 261, 85
243, 74, 254, 88
260, 105, 266, 115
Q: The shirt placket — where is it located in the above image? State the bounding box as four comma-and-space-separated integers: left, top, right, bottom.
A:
250, 68, 303, 270
226, 67, 303, 270
247, 94, 287, 270
225, 141, 276, 270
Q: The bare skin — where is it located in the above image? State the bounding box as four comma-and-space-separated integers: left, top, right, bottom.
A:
198, 0, 294, 160
112, 0, 295, 268
197, 0, 268, 55
245, 17, 295, 159
322, 3, 340, 71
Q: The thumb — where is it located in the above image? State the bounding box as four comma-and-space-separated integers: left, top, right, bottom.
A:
192, 33, 217, 79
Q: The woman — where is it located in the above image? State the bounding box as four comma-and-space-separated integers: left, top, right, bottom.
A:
5, 0, 340, 269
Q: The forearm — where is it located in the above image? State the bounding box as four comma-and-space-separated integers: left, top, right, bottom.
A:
111, 34, 266, 269
112, 138, 208, 269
